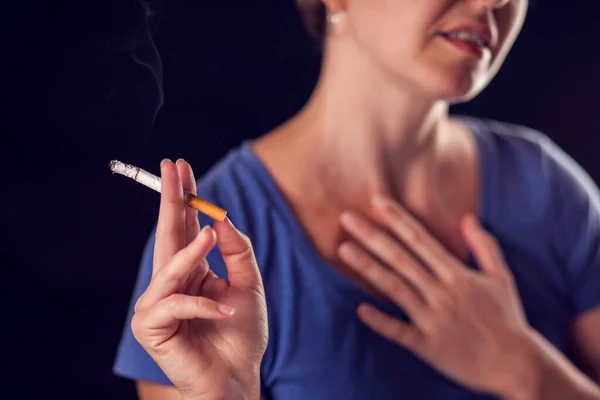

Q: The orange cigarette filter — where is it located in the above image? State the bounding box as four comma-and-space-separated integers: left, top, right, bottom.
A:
184, 192, 227, 221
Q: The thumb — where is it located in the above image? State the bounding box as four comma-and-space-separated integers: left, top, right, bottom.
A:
461, 214, 510, 279
213, 217, 264, 290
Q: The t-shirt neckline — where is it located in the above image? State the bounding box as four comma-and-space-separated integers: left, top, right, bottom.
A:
237, 117, 492, 309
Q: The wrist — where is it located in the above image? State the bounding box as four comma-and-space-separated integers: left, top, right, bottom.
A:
500, 329, 600, 400
181, 373, 261, 400
495, 328, 547, 400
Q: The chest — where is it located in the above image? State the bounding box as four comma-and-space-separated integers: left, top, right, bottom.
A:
290, 159, 479, 275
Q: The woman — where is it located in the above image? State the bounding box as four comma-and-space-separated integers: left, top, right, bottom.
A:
113, 0, 600, 399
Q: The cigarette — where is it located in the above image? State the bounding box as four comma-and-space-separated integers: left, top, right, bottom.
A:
109, 160, 227, 222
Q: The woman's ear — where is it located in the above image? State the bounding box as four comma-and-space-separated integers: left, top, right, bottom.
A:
321, 0, 348, 34
321, 0, 349, 14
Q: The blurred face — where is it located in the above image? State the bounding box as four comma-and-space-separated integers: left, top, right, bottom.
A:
327, 0, 528, 102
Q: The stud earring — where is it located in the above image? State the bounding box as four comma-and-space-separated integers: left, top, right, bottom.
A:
327, 12, 343, 25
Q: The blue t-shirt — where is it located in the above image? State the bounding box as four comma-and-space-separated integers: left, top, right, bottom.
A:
113, 117, 600, 399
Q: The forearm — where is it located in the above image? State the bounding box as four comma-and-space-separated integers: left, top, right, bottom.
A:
503, 330, 600, 400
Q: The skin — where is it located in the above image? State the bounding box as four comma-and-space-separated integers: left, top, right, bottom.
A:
133, 160, 267, 400
134, 0, 600, 399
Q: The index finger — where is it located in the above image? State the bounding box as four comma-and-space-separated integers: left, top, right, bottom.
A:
153, 159, 187, 275
370, 195, 462, 281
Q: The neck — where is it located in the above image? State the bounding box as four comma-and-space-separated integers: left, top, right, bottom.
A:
250, 35, 478, 264
259, 37, 453, 214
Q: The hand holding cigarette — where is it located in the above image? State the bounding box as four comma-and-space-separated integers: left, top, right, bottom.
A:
128, 159, 268, 400
110, 159, 227, 221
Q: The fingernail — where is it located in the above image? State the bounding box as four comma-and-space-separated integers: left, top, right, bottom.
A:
338, 242, 356, 260
357, 303, 371, 317
198, 226, 215, 241
465, 214, 479, 227
217, 303, 236, 316
340, 211, 359, 227
176, 158, 185, 165
372, 195, 389, 210
161, 158, 172, 166
221, 216, 234, 228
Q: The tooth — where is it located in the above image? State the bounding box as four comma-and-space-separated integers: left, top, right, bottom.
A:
447, 30, 485, 46
457, 32, 470, 40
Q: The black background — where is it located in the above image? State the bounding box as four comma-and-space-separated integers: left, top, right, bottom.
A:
3, 0, 600, 398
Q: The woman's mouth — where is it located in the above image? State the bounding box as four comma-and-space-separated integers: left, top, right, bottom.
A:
439, 30, 491, 59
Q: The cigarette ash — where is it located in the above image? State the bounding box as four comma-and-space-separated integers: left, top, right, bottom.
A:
109, 160, 138, 179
